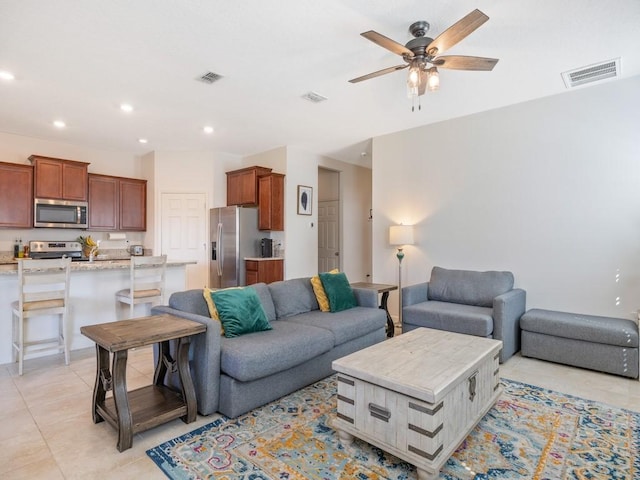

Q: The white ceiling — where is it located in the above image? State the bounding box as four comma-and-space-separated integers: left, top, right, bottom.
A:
1, 1, 639, 167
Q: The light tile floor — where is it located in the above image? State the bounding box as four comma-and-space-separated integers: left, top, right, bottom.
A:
2, 344, 639, 479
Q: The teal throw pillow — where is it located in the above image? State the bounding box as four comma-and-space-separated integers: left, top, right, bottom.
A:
210, 287, 272, 338
319, 271, 357, 312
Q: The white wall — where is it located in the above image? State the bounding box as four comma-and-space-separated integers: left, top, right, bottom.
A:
373, 75, 640, 321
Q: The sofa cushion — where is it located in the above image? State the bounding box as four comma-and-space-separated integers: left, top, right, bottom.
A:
220, 321, 334, 382
282, 307, 387, 346
169, 289, 210, 317
211, 288, 272, 338
428, 266, 514, 307
521, 309, 639, 348
319, 271, 357, 312
250, 282, 277, 322
403, 301, 494, 337
268, 278, 319, 318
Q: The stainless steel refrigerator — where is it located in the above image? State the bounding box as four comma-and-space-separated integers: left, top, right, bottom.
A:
209, 206, 261, 288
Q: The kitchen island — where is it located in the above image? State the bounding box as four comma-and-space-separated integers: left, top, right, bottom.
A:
0, 259, 194, 365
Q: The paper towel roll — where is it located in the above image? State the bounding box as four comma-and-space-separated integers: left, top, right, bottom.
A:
108, 233, 127, 240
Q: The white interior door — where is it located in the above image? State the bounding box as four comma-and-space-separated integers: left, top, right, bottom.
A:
318, 200, 340, 272
161, 193, 208, 289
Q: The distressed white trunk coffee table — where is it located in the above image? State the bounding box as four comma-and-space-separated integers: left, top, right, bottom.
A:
331, 327, 502, 480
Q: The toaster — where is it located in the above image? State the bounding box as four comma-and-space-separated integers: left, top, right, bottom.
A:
129, 245, 144, 256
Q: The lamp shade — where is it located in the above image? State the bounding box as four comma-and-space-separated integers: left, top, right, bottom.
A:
389, 225, 414, 246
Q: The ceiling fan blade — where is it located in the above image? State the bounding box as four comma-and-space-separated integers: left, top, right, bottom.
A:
433, 55, 498, 71
349, 64, 408, 83
427, 9, 489, 56
361, 31, 414, 57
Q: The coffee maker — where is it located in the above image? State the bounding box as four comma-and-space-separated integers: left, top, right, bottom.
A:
260, 238, 273, 258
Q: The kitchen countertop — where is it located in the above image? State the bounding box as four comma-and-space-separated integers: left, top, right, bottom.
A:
0, 258, 195, 275
244, 257, 284, 261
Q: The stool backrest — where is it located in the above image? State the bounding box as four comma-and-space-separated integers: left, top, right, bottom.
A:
17, 257, 72, 315
129, 255, 167, 300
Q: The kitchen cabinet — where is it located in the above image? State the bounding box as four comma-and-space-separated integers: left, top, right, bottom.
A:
245, 258, 284, 285
88, 174, 147, 231
29, 155, 89, 201
0, 162, 33, 228
226, 166, 272, 206
258, 173, 284, 231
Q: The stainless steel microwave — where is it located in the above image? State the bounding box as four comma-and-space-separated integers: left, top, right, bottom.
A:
34, 198, 88, 229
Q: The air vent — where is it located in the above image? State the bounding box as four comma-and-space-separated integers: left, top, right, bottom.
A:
562, 58, 620, 88
301, 91, 328, 103
197, 71, 223, 84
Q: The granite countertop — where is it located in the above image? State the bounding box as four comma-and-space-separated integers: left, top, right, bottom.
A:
244, 257, 284, 261
0, 258, 195, 276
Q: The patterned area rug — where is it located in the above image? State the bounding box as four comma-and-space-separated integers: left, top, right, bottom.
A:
147, 376, 640, 479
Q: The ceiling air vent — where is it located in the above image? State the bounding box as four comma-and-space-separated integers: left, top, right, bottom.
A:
562, 58, 620, 88
197, 71, 223, 84
302, 91, 328, 103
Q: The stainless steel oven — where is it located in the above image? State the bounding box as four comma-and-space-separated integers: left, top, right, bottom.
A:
34, 198, 88, 229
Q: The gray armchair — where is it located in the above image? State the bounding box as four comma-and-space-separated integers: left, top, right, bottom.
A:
402, 266, 526, 362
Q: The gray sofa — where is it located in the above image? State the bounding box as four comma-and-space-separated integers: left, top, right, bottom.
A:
402, 266, 526, 362
151, 278, 387, 418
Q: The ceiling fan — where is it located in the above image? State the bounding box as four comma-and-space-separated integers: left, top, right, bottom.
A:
349, 9, 498, 103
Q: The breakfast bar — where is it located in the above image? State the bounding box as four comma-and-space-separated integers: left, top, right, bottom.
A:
0, 258, 193, 365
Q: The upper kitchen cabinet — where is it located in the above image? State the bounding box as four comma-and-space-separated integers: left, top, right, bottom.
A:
226, 166, 272, 206
119, 177, 146, 231
88, 174, 146, 231
29, 155, 89, 201
258, 173, 284, 231
0, 162, 33, 228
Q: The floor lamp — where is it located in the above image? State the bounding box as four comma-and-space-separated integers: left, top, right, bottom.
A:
389, 224, 414, 332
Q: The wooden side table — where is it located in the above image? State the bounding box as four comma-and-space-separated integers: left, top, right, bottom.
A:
81, 314, 206, 451
350, 282, 398, 337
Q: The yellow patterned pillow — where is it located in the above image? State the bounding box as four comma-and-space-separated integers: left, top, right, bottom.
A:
203, 287, 224, 334
310, 269, 339, 312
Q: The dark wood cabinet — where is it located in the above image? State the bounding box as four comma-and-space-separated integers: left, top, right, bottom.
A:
29, 155, 89, 201
119, 178, 147, 231
245, 259, 284, 285
88, 174, 146, 231
258, 173, 284, 231
226, 166, 272, 206
0, 162, 33, 228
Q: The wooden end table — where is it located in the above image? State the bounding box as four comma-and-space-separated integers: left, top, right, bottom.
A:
81, 314, 206, 451
350, 282, 398, 337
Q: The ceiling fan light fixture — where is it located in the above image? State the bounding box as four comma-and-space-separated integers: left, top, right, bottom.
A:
407, 63, 421, 98
427, 67, 439, 91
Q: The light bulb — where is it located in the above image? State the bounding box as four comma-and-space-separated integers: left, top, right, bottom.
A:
407, 65, 420, 88
427, 67, 439, 91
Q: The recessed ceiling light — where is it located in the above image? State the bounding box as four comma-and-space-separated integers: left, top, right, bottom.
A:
203, 126, 214, 134
0, 71, 15, 81
120, 103, 133, 113
138, 138, 148, 144
53, 120, 66, 128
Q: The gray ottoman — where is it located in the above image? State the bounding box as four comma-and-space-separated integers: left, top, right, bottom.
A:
521, 308, 639, 379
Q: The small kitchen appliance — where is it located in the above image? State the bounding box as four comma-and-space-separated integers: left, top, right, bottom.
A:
260, 238, 273, 258
129, 245, 144, 256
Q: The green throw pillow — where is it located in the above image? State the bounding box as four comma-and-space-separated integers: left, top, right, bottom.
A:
210, 288, 272, 338
319, 271, 357, 312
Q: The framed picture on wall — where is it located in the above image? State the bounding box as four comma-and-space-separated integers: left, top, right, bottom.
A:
297, 185, 312, 215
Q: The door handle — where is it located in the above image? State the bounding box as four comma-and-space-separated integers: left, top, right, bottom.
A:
217, 223, 223, 276
335, 252, 340, 256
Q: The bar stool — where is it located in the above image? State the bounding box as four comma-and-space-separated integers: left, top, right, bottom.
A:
115, 255, 167, 319
12, 257, 72, 375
